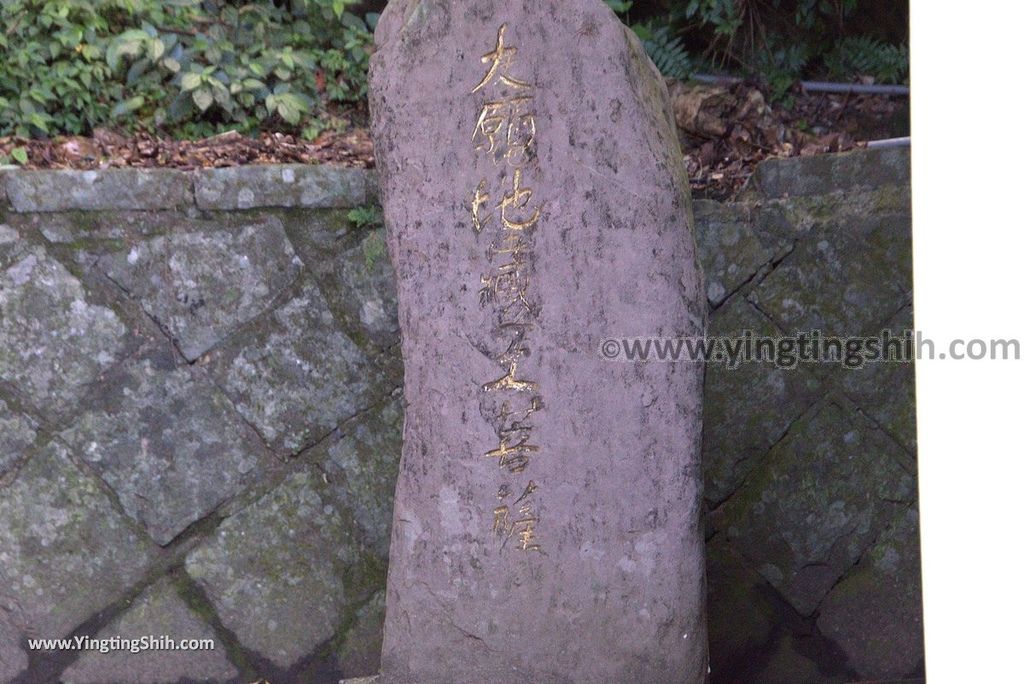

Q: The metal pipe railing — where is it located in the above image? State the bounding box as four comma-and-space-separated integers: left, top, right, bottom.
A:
690, 73, 910, 96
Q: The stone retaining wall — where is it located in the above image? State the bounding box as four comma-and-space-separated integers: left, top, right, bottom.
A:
697, 147, 921, 682
0, 147, 919, 683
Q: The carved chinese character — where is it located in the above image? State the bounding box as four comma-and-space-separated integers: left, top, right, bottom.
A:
493, 504, 511, 534
484, 435, 539, 473
492, 483, 541, 551
472, 97, 536, 164
479, 258, 530, 307
496, 398, 542, 438
512, 479, 538, 505
500, 168, 541, 231
472, 24, 533, 94
470, 180, 493, 233
515, 518, 541, 551
473, 102, 506, 154
487, 229, 531, 260
483, 358, 538, 393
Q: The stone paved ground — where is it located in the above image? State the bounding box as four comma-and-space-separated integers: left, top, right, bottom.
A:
0, 147, 918, 683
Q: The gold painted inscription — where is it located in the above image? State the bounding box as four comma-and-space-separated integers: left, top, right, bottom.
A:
470, 23, 544, 552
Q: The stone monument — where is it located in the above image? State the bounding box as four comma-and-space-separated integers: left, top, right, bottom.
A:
369, 1, 708, 681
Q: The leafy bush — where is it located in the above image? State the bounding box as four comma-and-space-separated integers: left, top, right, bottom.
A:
751, 39, 810, 103
823, 37, 909, 84
1, 0, 909, 138
347, 204, 383, 230
0, 0, 376, 139
608, 0, 908, 98
633, 24, 693, 81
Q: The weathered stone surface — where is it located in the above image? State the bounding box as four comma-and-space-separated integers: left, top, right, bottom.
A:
702, 298, 822, 507
0, 248, 128, 416
338, 591, 385, 678
100, 217, 302, 361
745, 146, 910, 199
840, 306, 917, 457
0, 611, 27, 682
326, 396, 403, 558
209, 280, 380, 454
747, 185, 912, 337
693, 200, 779, 306
371, 2, 707, 681
60, 350, 272, 545
0, 146, 916, 682
0, 222, 29, 270
185, 470, 373, 669
753, 634, 846, 684
283, 210, 399, 352
705, 538, 778, 678
0, 398, 36, 475
15, 209, 197, 244
817, 507, 924, 679
0, 441, 155, 639
333, 228, 401, 348
60, 579, 239, 684
3, 169, 191, 212
194, 164, 373, 210
713, 401, 915, 615
767, 184, 911, 241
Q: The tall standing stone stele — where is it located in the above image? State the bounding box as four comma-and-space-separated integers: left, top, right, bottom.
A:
369, 1, 707, 681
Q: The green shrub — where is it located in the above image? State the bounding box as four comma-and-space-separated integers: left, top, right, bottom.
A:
1, 0, 909, 138
347, 204, 383, 230
608, 0, 908, 99
0, 0, 376, 138
823, 37, 909, 84
633, 24, 693, 81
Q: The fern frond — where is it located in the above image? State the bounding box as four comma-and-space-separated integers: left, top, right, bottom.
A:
641, 25, 693, 81
824, 37, 909, 84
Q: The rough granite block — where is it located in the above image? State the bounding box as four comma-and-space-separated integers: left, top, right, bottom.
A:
337, 591, 386, 679
325, 396, 403, 558
99, 216, 302, 361
693, 200, 780, 306
0, 441, 155, 640
207, 280, 381, 455
3, 169, 191, 212
817, 507, 924, 680
330, 228, 401, 349
705, 538, 779, 677
60, 350, 273, 545
0, 611, 27, 682
185, 470, 376, 669
194, 164, 372, 210
0, 248, 129, 416
747, 196, 912, 337
284, 210, 400, 352
745, 146, 910, 199
713, 401, 916, 616
0, 222, 29, 270
839, 306, 917, 458
60, 579, 239, 684
753, 634, 847, 684
702, 298, 823, 507
0, 398, 37, 475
